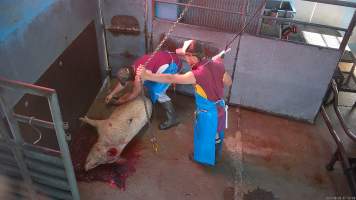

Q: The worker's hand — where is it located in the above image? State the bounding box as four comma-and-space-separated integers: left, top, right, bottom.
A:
136, 64, 146, 80
110, 97, 127, 106
105, 94, 114, 104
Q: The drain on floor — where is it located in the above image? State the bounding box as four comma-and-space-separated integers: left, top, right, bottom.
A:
243, 187, 278, 200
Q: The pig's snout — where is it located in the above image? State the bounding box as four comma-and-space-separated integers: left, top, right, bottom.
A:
84, 159, 99, 171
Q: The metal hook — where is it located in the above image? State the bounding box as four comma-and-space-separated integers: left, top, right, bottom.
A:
29, 116, 42, 145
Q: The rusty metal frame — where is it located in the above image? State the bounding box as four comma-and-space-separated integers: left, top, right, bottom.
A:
330, 80, 356, 141
321, 105, 356, 196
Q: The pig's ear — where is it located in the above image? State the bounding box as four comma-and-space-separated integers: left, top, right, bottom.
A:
107, 147, 118, 157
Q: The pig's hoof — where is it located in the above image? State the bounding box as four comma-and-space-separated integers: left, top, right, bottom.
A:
79, 116, 88, 122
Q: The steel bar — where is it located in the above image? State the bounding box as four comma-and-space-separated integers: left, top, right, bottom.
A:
0, 142, 13, 153
156, 0, 245, 15
331, 80, 356, 141
320, 106, 350, 166
340, 11, 356, 52
14, 113, 69, 130
0, 163, 22, 177
0, 151, 16, 163
23, 148, 63, 168
26, 159, 67, 179
0, 77, 54, 97
0, 97, 37, 199
261, 15, 348, 32
30, 171, 70, 191
321, 106, 356, 195
48, 93, 79, 200
0, 154, 18, 168
97, 0, 112, 82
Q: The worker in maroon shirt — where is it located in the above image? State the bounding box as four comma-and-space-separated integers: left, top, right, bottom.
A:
137, 40, 232, 165
105, 51, 182, 130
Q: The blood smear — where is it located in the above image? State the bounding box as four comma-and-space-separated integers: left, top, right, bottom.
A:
70, 125, 141, 190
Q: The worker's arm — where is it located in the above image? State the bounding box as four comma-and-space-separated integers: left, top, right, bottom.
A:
115, 77, 142, 105
223, 72, 232, 87
138, 67, 196, 85
105, 82, 125, 104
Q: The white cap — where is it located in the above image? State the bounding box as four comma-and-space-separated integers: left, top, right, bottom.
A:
175, 40, 193, 55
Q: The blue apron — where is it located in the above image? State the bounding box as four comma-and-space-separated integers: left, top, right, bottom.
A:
193, 93, 225, 166
144, 61, 179, 103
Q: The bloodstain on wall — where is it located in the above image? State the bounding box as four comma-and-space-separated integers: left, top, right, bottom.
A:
70, 125, 141, 190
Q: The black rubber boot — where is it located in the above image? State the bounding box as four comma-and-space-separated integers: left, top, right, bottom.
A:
159, 101, 179, 130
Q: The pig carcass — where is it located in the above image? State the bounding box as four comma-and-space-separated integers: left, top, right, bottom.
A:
80, 97, 152, 171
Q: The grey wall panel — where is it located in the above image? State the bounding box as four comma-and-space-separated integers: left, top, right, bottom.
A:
230, 34, 340, 122
0, 0, 97, 108
102, 0, 147, 74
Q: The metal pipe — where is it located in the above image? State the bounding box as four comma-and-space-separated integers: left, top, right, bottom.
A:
261, 15, 348, 32
97, 0, 110, 76
340, 10, 356, 52
0, 163, 22, 176
320, 106, 356, 196
0, 153, 18, 167
13, 113, 69, 130
155, 0, 245, 16
48, 93, 80, 200
144, 0, 149, 53
30, 171, 70, 191
26, 159, 67, 179
34, 182, 73, 200
0, 150, 16, 162
0, 97, 37, 200
331, 80, 356, 142
23, 145, 63, 168
303, 0, 356, 8
320, 106, 349, 164
0, 77, 54, 97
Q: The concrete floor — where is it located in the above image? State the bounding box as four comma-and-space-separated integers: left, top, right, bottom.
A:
77, 88, 356, 200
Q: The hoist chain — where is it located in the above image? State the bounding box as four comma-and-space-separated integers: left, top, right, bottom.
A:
141, 0, 194, 153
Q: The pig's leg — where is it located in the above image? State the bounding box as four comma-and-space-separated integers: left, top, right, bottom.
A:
79, 116, 101, 128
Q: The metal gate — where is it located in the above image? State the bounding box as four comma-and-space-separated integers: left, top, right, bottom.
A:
0, 78, 80, 200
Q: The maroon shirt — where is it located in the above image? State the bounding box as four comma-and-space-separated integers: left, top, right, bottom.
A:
192, 59, 226, 132
133, 51, 182, 74
192, 59, 225, 101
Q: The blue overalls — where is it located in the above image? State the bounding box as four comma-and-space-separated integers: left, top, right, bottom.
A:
143, 53, 179, 103
193, 92, 226, 166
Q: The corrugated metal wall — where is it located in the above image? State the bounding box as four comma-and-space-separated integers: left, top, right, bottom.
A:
178, 0, 263, 34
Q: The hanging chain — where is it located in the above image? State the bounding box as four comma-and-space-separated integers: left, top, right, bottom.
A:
225, 0, 267, 50
140, 0, 194, 153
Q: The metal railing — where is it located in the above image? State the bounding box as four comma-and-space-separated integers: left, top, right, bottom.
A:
155, 0, 263, 34
0, 77, 80, 200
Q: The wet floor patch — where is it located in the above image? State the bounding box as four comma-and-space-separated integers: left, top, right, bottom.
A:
70, 125, 141, 190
